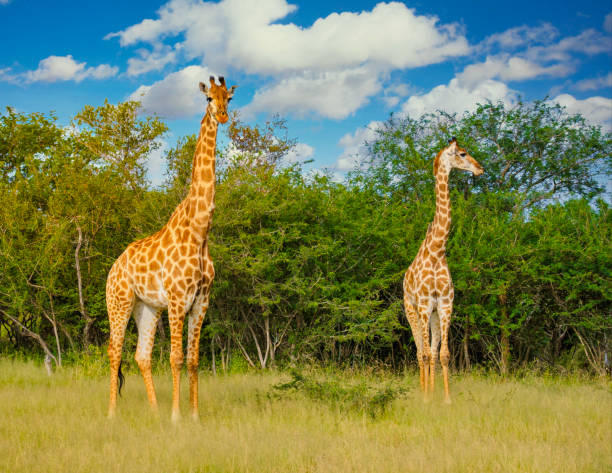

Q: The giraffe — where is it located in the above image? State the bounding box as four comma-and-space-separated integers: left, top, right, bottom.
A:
403, 138, 483, 403
106, 76, 236, 421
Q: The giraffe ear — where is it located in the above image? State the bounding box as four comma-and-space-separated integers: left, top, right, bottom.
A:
228, 85, 238, 97
199, 82, 208, 94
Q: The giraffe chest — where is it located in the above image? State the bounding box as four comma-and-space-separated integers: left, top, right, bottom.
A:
131, 244, 207, 311
404, 256, 453, 303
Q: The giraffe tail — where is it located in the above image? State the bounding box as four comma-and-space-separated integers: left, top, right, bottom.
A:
118, 361, 125, 397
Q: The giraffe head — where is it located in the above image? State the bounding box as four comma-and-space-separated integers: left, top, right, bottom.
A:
199, 76, 237, 124
435, 137, 484, 176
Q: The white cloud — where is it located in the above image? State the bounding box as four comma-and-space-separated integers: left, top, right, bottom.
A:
481, 23, 559, 51
575, 72, 612, 91
401, 78, 517, 118
525, 29, 611, 64
24, 55, 118, 83
127, 45, 178, 76
335, 121, 383, 172
128, 65, 216, 118
0, 0, 11, 5
604, 12, 612, 33
551, 94, 612, 131
241, 66, 383, 120
458, 55, 573, 88
146, 138, 169, 187
110, 0, 469, 119
470, 27, 610, 91
284, 142, 314, 164
108, 0, 469, 74
0, 67, 18, 83
382, 96, 401, 108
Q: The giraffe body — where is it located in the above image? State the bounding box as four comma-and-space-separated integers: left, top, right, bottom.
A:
403, 139, 483, 403
106, 76, 236, 421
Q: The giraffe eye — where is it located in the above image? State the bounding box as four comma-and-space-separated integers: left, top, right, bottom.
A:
227, 97, 232, 102
207, 97, 212, 102
460, 152, 466, 157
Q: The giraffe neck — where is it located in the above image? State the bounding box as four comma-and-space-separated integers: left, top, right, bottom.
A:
429, 167, 451, 253
185, 110, 218, 233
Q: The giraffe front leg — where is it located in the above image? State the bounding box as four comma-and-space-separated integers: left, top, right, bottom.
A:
417, 298, 433, 401
187, 287, 211, 421
437, 300, 453, 404
133, 302, 162, 413
430, 310, 441, 396
168, 297, 186, 422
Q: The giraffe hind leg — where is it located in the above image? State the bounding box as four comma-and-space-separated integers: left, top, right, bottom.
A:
133, 301, 162, 412
404, 295, 424, 392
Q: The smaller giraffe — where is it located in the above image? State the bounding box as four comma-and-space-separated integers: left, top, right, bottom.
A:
403, 138, 483, 403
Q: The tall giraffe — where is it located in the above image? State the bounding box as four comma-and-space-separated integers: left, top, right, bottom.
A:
106, 76, 236, 421
403, 138, 483, 403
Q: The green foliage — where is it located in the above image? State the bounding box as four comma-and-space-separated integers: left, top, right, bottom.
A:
272, 369, 409, 419
0, 98, 610, 375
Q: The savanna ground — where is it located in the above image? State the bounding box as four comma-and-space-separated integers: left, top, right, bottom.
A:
0, 359, 610, 473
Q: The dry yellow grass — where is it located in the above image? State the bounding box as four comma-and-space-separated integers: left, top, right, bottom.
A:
0, 359, 610, 473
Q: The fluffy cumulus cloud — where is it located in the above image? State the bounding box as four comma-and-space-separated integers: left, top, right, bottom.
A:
284, 142, 314, 164
551, 94, 612, 131
112, 0, 470, 119
401, 78, 517, 118
23, 55, 117, 83
108, 0, 469, 74
129, 65, 216, 118
457, 55, 573, 88
127, 45, 179, 76
242, 65, 383, 119
335, 121, 383, 172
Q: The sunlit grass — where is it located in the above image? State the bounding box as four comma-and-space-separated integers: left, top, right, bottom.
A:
0, 359, 610, 472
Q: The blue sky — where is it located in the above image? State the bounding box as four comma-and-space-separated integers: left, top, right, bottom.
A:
1, 0, 611, 185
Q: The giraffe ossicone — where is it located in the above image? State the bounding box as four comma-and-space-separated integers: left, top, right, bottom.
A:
403, 139, 483, 403
106, 76, 236, 421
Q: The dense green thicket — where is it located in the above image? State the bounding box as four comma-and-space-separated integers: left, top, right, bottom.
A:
0, 100, 610, 374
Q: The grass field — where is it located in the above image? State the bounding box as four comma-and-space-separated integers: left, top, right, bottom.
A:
0, 359, 610, 473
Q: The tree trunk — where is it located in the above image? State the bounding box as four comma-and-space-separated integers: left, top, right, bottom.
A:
75, 225, 95, 348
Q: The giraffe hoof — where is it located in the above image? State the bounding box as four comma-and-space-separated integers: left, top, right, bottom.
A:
444, 397, 452, 405
171, 411, 181, 423
191, 411, 200, 422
